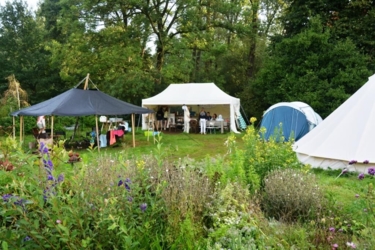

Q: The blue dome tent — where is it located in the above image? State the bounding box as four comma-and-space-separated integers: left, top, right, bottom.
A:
260, 102, 322, 141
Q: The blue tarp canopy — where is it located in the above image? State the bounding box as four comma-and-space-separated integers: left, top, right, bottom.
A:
11, 88, 152, 117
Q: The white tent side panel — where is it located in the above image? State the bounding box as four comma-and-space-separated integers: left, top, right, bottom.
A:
296, 153, 371, 173
142, 83, 241, 133
294, 74, 375, 169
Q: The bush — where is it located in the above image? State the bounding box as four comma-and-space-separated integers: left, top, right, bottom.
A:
0, 141, 214, 249
205, 182, 268, 249
262, 168, 325, 222
220, 120, 303, 194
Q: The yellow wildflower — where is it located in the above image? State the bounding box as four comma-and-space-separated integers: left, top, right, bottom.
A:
250, 117, 257, 124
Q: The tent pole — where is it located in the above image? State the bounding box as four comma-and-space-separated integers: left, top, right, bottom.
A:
95, 115, 100, 152
240, 105, 249, 125
20, 116, 23, 142
51, 116, 54, 144
22, 116, 25, 142
12, 116, 15, 139
137, 114, 141, 131
131, 113, 135, 147
84, 73, 90, 90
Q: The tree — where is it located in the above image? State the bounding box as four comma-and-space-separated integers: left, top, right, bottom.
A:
281, 0, 375, 68
0, 0, 65, 104
247, 18, 371, 119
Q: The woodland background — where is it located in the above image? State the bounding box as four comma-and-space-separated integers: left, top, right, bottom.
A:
0, 0, 374, 120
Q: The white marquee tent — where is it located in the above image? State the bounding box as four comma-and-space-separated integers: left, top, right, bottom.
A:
293, 74, 375, 172
142, 83, 241, 133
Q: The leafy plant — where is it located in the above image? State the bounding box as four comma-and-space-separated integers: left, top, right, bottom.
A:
262, 168, 325, 222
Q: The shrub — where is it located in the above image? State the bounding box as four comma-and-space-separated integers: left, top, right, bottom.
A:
262, 168, 325, 222
241, 120, 303, 191
205, 182, 265, 249
0, 140, 214, 249
215, 120, 303, 195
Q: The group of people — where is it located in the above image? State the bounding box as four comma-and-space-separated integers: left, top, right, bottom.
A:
152, 106, 221, 134
199, 107, 220, 134
156, 105, 190, 133
155, 107, 169, 131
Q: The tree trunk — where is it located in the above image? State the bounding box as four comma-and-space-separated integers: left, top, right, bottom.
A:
247, 0, 259, 78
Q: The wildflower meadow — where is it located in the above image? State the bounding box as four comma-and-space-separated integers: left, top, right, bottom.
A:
1, 121, 375, 249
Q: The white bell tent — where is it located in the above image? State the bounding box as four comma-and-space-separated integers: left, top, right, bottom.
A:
294, 74, 375, 172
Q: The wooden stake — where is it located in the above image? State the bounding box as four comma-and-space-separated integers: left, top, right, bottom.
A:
83, 73, 90, 90
12, 116, 15, 139
20, 116, 23, 142
51, 116, 54, 141
132, 113, 135, 147
96, 115, 100, 152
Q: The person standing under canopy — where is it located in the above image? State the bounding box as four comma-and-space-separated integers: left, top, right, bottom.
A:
199, 107, 207, 134
156, 107, 163, 131
36, 115, 47, 138
182, 104, 190, 133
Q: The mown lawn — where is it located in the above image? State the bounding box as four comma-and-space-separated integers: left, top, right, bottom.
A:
18, 128, 243, 161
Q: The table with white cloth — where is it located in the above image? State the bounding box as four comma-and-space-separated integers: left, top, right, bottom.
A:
205, 120, 227, 133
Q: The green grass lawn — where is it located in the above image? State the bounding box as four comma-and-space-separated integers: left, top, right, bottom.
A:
18, 128, 244, 161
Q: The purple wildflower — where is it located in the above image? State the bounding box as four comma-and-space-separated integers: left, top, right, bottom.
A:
14, 198, 27, 212
47, 160, 53, 168
118, 179, 123, 186
367, 167, 375, 176
127, 196, 133, 202
57, 174, 64, 183
47, 175, 54, 181
332, 243, 338, 249
2, 194, 12, 202
348, 160, 357, 165
39, 142, 49, 154
341, 169, 348, 174
23, 236, 31, 242
43, 159, 53, 174
358, 173, 365, 180
363, 160, 369, 164
329, 227, 335, 232
125, 178, 131, 190
14, 198, 25, 206
140, 203, 147, 212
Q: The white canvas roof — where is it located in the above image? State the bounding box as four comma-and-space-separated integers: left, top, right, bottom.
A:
142, 83, 241, 132
142, 83, 240, 105
294, 74, 375, 172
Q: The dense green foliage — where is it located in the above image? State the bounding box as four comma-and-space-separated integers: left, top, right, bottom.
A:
1, 0, 374, 117
248, 18, 371, 118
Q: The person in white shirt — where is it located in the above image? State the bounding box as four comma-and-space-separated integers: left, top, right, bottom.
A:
182, 105, 190, 133
199, 107, 207, 134
163, 107, 169, 130
36, 115, 47, 138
